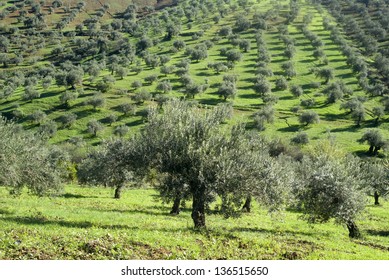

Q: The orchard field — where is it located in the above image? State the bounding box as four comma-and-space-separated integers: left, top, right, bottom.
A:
0, 0, 388, 260
0, 0, 387, 149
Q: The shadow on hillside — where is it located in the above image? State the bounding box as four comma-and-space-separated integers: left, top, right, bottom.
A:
61, 193, 99, 199
74, 109, 92, 120
277, 125, 300, 132
366, 230, 389, 237
230, 226, 317, 237
40, 90, 61, 99
335, 64, 350, 70
271, 57, 288, 63
330, 58, 346, 63
299, 58, 316, 63
321, 112, 347, 121
90, 205, 192, 217
0, 214, 192, 231
196, 71, 212, 77
269, 46, 285, 52
239, 93, 259, 99
125, 119, 144, 127
0, 208, 14, 215
329, 125, 360, 133
198, 98, 223, 106
278, 95, 294, 100
1, 216, 94, 229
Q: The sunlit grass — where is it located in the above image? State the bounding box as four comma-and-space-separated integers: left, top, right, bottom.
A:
0, 186, 388, 260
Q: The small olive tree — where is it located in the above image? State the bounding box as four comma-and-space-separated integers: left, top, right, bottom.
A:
0, 118, 66, 196
358, 129, 388, 156
294, 152, 366, 238
361, 161, 389, 205
77, 139, 137, 198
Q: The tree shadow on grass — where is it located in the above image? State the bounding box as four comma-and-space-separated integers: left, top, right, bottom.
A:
195, 71, 212, 77
335, 64, 350, 70
1, 216, 94, 229
271, 58, 288, 63
269, 46, 285, 51
198, 98, 224, 106
277, 125, 300, 132
0, 208, 14, 215
0, 215, 192, 231
328, 124, 360, 133
125, 119, 144, 127
299, 58, 316, 63
40, 90, 61, 99
365, 230, 389, 237
352, 150, 386, 158
229, 226, 317, 237
278, 95, 295, 100
336, 73, 354, 80
61, 193, 99, 199
239, 93, 259, 99
91, 206, 192, 218
72, 109, 93, 120
243, 69, 257, 74
321, 112, 348, 122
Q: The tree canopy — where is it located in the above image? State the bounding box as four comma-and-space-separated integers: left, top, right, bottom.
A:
0, 118, 66, 196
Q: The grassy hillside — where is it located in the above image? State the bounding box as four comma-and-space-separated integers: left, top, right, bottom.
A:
0, 185, 388, 260
0, 0, 386, 154
0, 0, 388, 261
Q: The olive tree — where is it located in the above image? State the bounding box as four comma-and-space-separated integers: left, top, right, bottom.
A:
295, 153, 366, 238
59, 91, 78, 108
77, 139, 137, 198
135, 100, 292, 227
87, 119, 103, 137
0, 118, 66, 196
315, 67, 334, 84
358, 129, 388, 156
361, 161, 389, 205
299, 111, 320, 126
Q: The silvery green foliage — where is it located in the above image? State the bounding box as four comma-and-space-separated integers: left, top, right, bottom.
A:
137, 100, 230, 208
0, 118, 65, 196
77, 139, 136, 189
361, 161, 389, 199
137, 100, 292, 226
295, 154, 366, 225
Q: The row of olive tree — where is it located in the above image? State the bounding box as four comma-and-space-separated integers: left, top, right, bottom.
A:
77, 99, 388, 237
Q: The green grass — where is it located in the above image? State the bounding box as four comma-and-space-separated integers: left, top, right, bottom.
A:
0, 185, 388, 260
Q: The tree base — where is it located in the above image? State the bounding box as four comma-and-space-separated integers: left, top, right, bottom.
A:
347, 220, 361, 238
242, 196, 252, 213
114, 185, 123, 199
170, 197, 181, 215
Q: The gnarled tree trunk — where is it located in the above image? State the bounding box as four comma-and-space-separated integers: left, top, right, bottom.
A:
114, 184, 124, 199
170, 197, 181, 215
374, 191, 380, 205
242, 195, 252, 212
373, 146, 381, 156
191, 192, 206, 228
368, 145, 374, 155
346, 220, 361, 238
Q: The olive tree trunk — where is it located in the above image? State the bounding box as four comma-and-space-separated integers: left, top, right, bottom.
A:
170, 197, 181, 215
114, 184, 124, 199
373, 146, 381, 156
374, 191, 380, 205
242, 195, 252, 212
191, 191, 206, 228
346, 220, 361, 238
